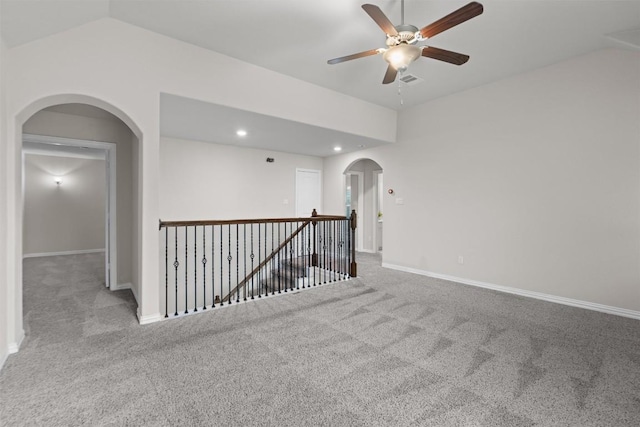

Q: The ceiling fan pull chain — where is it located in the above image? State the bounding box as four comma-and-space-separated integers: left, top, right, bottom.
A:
398, 71, 404, 106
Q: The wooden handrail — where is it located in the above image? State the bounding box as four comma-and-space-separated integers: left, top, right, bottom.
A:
221, 219, 312, 303
159, 214, 347, 229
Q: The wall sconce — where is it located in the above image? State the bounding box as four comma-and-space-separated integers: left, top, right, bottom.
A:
54, 177, 63, 186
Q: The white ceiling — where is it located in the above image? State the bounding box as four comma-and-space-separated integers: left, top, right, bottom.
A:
3, 0, 640, 156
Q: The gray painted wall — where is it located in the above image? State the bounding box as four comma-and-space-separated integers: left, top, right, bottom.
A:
23, 154, 105, 254
160, 137, 324, 220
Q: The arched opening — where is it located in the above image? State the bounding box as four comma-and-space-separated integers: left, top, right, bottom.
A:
344, 158, 383, 254
8, 95, 143, 352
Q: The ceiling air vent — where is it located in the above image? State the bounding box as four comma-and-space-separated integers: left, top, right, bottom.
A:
399, 74, 423, 85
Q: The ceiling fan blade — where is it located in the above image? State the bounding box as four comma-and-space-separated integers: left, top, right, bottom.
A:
382, 65, 398, 84
362, 4, 398, 36
327, 49, 381, 65
419, 2, 483, 39
421, 46, 469, 65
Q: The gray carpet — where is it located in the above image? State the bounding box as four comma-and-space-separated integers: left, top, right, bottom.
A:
1, 252, 639, 426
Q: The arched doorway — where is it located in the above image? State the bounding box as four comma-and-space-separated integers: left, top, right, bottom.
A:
6, 94, 144, 354
344, 159, 383, 253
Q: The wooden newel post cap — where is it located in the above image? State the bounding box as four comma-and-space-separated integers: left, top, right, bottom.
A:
311, 208, 318, 217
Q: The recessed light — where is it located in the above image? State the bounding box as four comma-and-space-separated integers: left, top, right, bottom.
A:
236, 129, 247, 137
358, 144, 365, 148
334, 146, 342, 152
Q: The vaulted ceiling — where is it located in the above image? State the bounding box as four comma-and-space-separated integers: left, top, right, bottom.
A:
2, 1, 639, 156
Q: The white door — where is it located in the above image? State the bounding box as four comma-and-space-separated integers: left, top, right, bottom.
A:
296, 169, 322, 217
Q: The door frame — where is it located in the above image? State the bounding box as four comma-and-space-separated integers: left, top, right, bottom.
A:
22, 134, 117, 289
345, 171, 364, 251
373, 170, 383, 253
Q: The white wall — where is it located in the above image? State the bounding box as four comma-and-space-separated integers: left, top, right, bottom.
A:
325, 48, 640, 314
23, 110, 135, 285
23, 154, 105, 255
0, 34, 9, 367
160, 137, 323, 220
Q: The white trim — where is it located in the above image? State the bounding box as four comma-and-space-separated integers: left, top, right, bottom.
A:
23, 134, 118, 290
111, 282, 132, 291
23, 248, 105, 258
373, 170, 383, 253
358, 249, 377, 254
137, 310, 162, 325
8, 329, 25, 354
382, 262, 640, 320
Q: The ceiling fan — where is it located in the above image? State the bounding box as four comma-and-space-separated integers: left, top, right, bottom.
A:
328, 1, 484, 84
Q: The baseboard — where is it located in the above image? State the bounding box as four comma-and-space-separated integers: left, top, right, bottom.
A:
358, 249, 377, 254
137, 309, 162, 325
23, 249, 105, 258
7, 328, 25, 355
111, 282, 131, 291
382, 262, 640, 320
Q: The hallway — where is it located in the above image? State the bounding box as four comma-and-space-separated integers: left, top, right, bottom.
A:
21, 253, 138, 347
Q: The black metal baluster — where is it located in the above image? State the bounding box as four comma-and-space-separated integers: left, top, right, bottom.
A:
164, 227, 168, 318
288, 221, 292, 291
332, 220, 336, 282
244, 224, 247, 301
174, 227, 179, 316
228, 224, 232, 304
348, 217, 352, 277
272, 223, 276, 295
328, 221, 332, 283
202, 226, 207, 310
341, 220, 346, 278
296, 221, 300, 290
194, 226, 198, 312
324, 221, 328, 284
211, 225, 216, 308
280, 222, 285, 293
264, 222, 268, 296
303, 224, 307, 288
185, 227, 189, 314
250, 224, 255, 300
291, 222, 296, 291
220, 225, 224, 306
258, 223, 262, 298
236, 224, 240, 304
331, 221, 334, 282
302, 225, 306, 289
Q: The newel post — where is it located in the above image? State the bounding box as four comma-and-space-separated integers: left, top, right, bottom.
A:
311, 209, 318, 267
350, 209, 357, 277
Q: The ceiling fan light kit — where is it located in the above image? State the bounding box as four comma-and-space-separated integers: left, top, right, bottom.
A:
383, 44, 422, 73
328, 1, 484, 84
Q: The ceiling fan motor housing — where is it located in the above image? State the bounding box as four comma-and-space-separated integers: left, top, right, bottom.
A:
386, 24, 420, 46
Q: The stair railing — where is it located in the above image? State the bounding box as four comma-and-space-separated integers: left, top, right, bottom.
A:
159, 209, 357, 319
